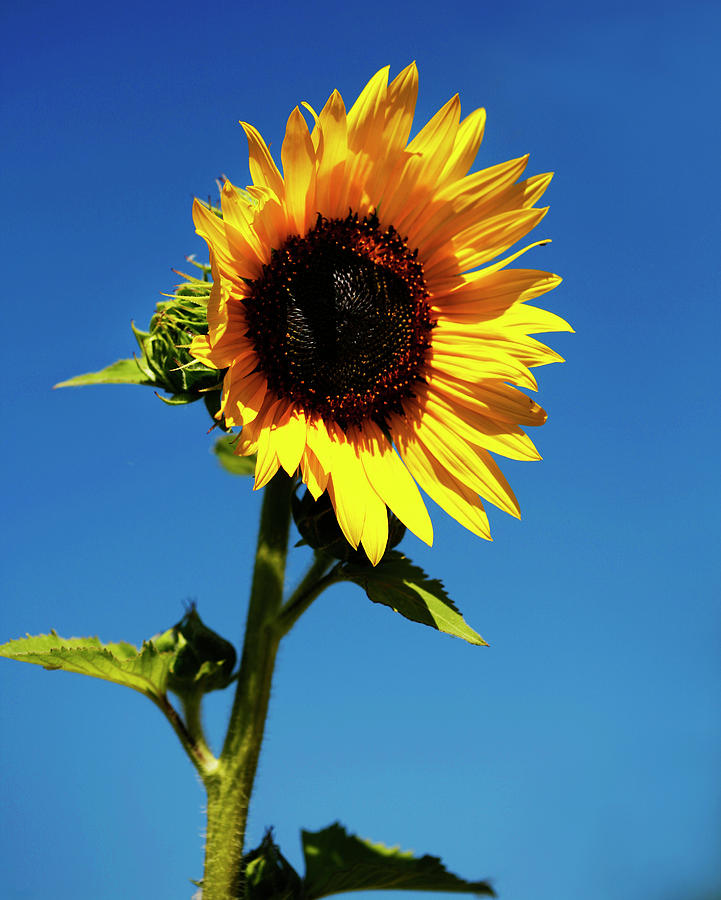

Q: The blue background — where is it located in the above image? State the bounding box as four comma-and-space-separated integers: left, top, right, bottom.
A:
1, 0, 719, 898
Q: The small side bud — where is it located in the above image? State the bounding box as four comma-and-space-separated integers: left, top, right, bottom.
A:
54, 262, 225, 421
151, 606, 236, 697
133, 271, 223, 403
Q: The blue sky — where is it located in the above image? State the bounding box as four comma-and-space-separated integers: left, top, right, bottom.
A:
1, 1, 720, 898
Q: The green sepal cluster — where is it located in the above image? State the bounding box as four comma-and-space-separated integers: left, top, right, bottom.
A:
292, 488, 406, 565
239, 823, 495, 898
243, 830, 303, 899
150, 605, 237, 697
342, 551, 488, 645
54, 260, 225, 407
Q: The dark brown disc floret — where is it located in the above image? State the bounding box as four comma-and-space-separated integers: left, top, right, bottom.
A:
243, 212, 433, 430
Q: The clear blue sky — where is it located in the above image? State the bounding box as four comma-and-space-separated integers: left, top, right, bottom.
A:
2, 1, 719, 898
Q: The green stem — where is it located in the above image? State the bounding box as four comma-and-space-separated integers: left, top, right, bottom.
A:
201, 473, 293, 900
277, 557, 343, 637
180, 692, 216, 772
153, 692, 218, 778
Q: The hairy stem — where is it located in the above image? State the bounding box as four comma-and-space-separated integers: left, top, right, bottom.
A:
180, 692, 216, 772
153, 692, 218, 778
201, 473, 293, 900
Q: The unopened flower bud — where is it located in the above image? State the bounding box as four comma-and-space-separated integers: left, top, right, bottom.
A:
152, 606, 236, 696
133, 271, 224, 403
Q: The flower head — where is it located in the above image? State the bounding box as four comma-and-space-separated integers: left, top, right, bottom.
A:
191, 64, 572, 564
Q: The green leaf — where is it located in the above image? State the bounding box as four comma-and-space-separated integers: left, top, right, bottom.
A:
342, 552, 487, 645
243, 829, 303, 900
0, 631, 172, 701
54, 357, 155, 389
302, 822, 495, 897
214, 435, 257, 476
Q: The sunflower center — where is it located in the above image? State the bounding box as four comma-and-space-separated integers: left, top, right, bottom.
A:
244, 213, 433, 429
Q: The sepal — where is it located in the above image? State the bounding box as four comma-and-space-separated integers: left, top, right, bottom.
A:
242, 829, 303, 899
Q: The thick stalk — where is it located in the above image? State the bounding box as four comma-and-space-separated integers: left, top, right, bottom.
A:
201, 473, 293, 900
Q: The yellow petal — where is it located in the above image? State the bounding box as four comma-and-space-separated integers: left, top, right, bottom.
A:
193, 198, 262, 280
439, 107, 486, 184
359, 62, 418, 206
428, 347, 538, 392
300, 446, 329, 500
220, 181, 266, 262
254, 401, 283, 489
359, 489, 389, 566
281, 106, 316, 236
347, 66, 389, 154
345, 67, 389, 210
382, 94, 461, 231
426, 207, 548, 277
327, 424, 369, 548
384, 62, 419, 156
198, 307, 254, 370
301, 101, 321, 151
484, 302, 573, 335
433, 269, 562, 316
315, 89, 348, 218
272, 406, 308, 476
406, 93, 460, 163
305, 417, 333, 473
222, 370, 267, 427
248, 190, 288, 257
427, 373, 547, 427
240, 121, 284, 200
421, 389, 541, 461
394, 426, 491, 539
427, 239, 553, 297
409, 155, 529, 253
236, 428, 259, 456
488, 172, 554, 218
325, 425, 390, 565
412, 411, 522, 516
357, 422, 433, 546
436, 326, 565, 367
189, 335, 218, 368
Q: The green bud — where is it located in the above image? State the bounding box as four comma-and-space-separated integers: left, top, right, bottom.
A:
292, 488, 406, 565
151, 606, 236, 696
132, 264, 224, 404
54, 259, 227, 416
243, 829, 302, 900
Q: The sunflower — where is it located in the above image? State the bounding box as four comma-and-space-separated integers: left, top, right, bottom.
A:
191, 63, 572, 565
